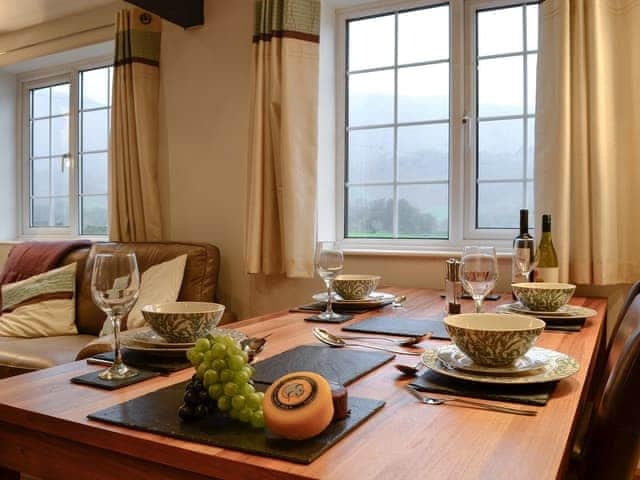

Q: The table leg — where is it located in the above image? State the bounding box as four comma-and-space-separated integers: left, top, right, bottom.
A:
0, 466, 19, 480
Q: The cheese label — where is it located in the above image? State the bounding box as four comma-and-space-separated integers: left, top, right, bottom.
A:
272, 375, 317, 410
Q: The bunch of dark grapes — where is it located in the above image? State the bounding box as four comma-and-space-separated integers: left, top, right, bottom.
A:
178, 373, 216, 421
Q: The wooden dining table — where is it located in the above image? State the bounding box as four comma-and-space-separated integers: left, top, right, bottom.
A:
0, 287, 607, 480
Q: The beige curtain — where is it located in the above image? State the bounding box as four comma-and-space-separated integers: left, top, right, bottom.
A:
109, 8, 163, 242
535, 0, 640, 285
245, 0, 321, 278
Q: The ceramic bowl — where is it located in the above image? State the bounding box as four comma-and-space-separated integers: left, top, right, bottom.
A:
443, 313, 545, 367
141, 302, 225, 343
512, 282, 576, 312
333, 274, 381, 300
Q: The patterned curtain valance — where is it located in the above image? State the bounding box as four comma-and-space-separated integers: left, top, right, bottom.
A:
114, 9, 161, 67
253, 0, 321, 43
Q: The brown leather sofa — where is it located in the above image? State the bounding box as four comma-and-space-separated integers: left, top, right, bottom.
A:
0, 241, 232, 379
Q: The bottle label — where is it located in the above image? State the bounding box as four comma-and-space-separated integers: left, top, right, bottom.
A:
535, 267, 559, 283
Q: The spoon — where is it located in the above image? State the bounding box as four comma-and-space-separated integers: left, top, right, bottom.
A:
392, 295, 407, 308
240, 336, 269, 362
395, 362, 423, 376
312, 328, 423, 356
405, 386, 538, 416
336, 333, 427, 347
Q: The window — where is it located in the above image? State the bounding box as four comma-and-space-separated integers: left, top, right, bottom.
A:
336, 0, 538, 249
21, 61, 112, 237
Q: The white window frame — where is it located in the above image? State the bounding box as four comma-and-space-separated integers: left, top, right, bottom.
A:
17, 56, 111, 239
334, 0, 536, 253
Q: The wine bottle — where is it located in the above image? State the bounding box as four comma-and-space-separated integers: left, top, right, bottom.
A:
535, 214, 559, 282
512, 210, 535, 297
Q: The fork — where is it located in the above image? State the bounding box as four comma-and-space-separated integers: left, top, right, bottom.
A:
405, 386, 538, 416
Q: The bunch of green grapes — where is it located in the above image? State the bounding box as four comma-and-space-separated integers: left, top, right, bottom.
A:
184, 335, 264, 428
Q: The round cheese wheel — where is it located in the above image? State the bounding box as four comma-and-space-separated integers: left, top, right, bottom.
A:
263, 371, 334, 440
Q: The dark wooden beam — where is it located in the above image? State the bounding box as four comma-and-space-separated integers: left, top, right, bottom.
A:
125, 0, 203, 28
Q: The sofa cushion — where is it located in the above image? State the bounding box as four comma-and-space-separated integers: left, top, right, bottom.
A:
69, 242, 220, 336
0, 334, 96, 374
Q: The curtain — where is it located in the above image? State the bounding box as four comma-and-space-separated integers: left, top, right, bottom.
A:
245, 0, 321, 278
109, 8, 163, 242
535, 0, 640, 285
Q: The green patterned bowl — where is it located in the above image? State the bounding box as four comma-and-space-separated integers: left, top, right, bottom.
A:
512, 282, 576, 312
333, 274, 381, 300
444, 313, 545, 367
141, 302, 225, 343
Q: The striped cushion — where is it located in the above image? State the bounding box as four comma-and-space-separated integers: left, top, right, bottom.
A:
0, 263, 78, 338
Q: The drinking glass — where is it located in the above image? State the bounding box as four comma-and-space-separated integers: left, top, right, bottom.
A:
460, 246, 498, 313
513, 238, 537, 283
315, 241, 344, 321
91, 252, 140, 380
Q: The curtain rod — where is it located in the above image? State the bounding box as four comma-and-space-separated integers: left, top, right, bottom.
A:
0, 23, 114, 56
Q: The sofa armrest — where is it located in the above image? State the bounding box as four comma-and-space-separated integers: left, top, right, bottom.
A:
75, 336, 114, 360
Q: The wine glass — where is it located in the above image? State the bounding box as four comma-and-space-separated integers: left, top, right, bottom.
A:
460, 246, 498, 313
513, 238, 537, 283
315, 241, 344, 321
91, 252, 141, 380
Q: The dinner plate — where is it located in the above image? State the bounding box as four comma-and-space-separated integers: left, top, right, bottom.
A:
422, 346, 579, 384
312, 291, 395, 304
122, 328, 247, 356
436, 344, 546, 375
131, 329, 196, 348
501, 302, 597, 318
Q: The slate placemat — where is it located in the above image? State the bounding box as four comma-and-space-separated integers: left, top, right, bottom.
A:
342, 315, 450, 340
88, 381, 385, 464
410, 370, 556, 406
71, 369, 160, 390
252, 345, 393, 386
92, 350, 192, 374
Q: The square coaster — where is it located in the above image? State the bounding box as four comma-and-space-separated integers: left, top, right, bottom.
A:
305, 313, 354, 324
71, 369, 160, 390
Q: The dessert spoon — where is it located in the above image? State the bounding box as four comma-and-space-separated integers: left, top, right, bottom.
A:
312, 328, 423, 356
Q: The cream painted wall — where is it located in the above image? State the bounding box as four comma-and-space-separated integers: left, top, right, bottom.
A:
0, 70, 16, 240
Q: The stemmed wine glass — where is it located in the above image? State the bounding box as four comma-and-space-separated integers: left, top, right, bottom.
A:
314, 241, 345, 321
460, 246, 498, 313
91, 252, 140, 380
513, 238, 537, 283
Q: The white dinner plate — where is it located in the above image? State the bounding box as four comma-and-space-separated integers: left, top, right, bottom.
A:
131, 329, 195, 348
501, 302, 597, 318
312, 291, 395, 304
436, 344, 546, 375
422, 346, 579, 385
123, 328, 247, 356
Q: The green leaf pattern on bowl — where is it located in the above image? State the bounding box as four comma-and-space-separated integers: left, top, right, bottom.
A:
142, 310, 223, 343
333, 279, 378, 300
513, 286, 575, 312
445, 324, 544, 367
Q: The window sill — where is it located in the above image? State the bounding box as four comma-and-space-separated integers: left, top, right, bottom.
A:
343, 247, 514, 259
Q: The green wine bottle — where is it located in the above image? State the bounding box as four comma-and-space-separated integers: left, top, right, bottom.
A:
535, 214, 559, 282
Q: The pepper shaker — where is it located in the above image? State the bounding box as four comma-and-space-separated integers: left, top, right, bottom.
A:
445, 258, 462, 314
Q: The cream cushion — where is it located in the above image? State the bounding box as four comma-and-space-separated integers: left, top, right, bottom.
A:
0, 263, 78, 338
99, 254, 188, 335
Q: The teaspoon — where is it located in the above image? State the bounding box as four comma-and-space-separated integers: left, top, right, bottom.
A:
312, 328, 423, 356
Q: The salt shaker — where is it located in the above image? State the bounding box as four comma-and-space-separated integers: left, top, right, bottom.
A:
444, 258, 462, 314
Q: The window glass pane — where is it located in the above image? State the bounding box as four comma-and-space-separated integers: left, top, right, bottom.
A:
32, 119, 49, 157
32, 87, 49, 118
478, 119, 523, 180
348, 128, 394, 183
52, 197, 69, 227
32, 158, 49, 196
81, 109, 109, 151
477, 6, 523, 57
526, 181, 534, 211
526, 4, 538, 51
348, 70, 394, 127
51, 84, 70, 115
398, 123, 449, 182
81, 195, 108, 235
527, 118, 535, 178
32, 198, 49, 227
398, 184, 448, 238
348, 15, 395, 71
51, 116, 68, 156
477, 182, 523, 228
398, 6, 449, 65
527, 54, 537, 114
478, 56, 523, 117
51, 158, 69, 196
108, 67, 114, 106
398, 63, 449, 122
81, 68, 109, 109
81, 152, 108, 194
346, 186, 393, 238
